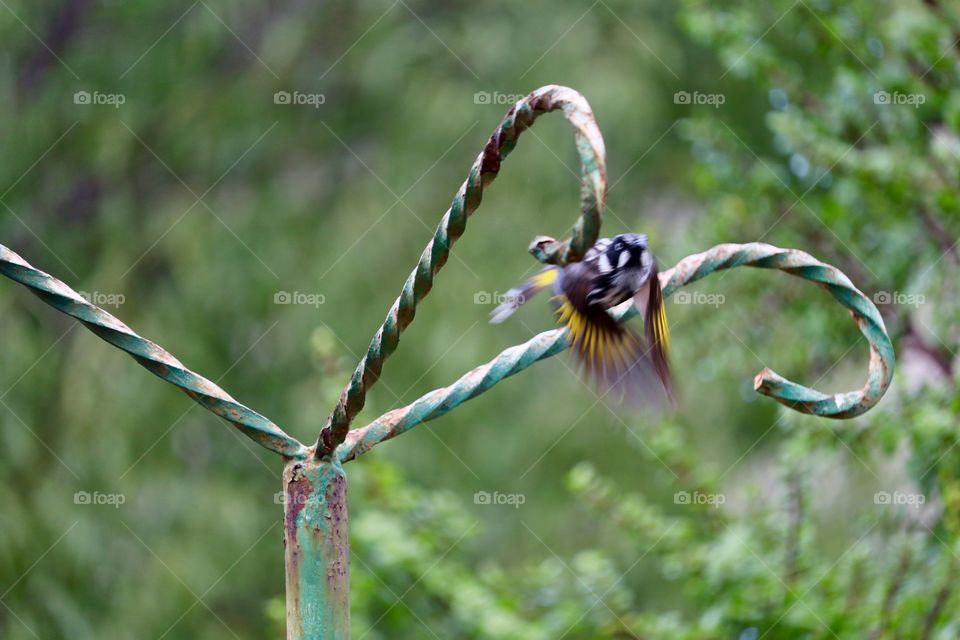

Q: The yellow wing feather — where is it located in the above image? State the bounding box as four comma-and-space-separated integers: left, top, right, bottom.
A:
556, 300, 638, 374
531, 268, 559, 289
653, 301, 671, 357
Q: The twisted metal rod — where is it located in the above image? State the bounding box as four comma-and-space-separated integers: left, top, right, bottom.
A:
0, 244, 309, 460
316, 84, 608, 457
337, 242, 895, 463
338, 330, 568, 463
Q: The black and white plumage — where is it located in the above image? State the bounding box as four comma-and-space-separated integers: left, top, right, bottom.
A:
491, 233, 672, 403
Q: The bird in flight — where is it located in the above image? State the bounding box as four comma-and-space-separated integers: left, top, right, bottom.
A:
491, 233, 672, 404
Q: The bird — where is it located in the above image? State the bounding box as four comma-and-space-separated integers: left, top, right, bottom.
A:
490, 233, 672, 404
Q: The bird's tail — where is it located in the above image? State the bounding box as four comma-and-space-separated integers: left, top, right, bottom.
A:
489, 267, 559, 324
557, 299, 670, 404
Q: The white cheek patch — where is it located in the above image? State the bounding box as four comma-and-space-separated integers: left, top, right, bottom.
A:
598, 254, 613, 274
618, 250, 631, 268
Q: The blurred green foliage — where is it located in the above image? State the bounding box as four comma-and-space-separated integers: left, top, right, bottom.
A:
1, 0, 959, 638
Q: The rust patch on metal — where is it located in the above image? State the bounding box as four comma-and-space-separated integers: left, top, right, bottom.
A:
481, 132, 502, 176
284, 464, 311, 546
324, 473, 349, 590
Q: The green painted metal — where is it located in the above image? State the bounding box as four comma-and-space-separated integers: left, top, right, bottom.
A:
283, 459, 350, 639
0, 244, 308, 459
651, 242, 895, 418
0, 84, 896, 639
338, 329, 570, 464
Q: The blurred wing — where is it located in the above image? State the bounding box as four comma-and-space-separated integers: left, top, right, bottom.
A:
558, 300, 669, 406
560, 262, 670, 405
636, 265, 672, 398
489, 267, 558, 324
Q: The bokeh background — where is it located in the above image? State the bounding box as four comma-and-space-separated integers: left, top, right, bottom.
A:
1, 0, 959, 638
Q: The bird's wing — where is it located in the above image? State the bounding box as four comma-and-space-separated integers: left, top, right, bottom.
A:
561, 262, 671, 405
489, 267, 559, 324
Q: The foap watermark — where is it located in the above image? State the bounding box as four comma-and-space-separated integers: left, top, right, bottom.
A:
74, 490, 126, 508
274, 291, 326, 308
474, 91, 525, 106
674, 490, 725, 508
874, 90, 925, 108
74, 90, 125, 109
78, 291, 126, 308
874, 491, 925, 507
674, 90, 725, 108
274, 491, 323, 508
672, 291, 725, 308
873, 291, 924, 308
474, 490, 525, 508
274, 90, 326, 108
474, 290, 524, 307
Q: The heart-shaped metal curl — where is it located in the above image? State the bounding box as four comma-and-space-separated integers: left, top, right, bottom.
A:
316, 85, 609, 458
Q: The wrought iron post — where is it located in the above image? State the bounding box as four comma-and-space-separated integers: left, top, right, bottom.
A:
0, 85, 895, 639
283, 457, 350, 639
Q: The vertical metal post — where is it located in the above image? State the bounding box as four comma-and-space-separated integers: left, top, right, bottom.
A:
283, 457, 350, 639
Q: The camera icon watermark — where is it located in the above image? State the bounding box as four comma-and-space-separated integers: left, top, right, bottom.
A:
474, 490, 526, 508
274, 291, 326, 308
673, 90, 725, 108
474, 91, 526, 106
873, 291, 924, 308
674, 490, 725, 508
77, 290, 126, 309
672, 291, 725, 308
873, 90, 925, 108
74, 490, 126, 508
873, 491, 925, 507
274, 90, 326, 108
73, 90, 126, 109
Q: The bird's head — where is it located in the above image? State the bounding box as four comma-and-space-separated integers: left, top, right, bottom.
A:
606, 233, 652, 272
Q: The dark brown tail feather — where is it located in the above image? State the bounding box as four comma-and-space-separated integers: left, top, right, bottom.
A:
644, 263, 673, 399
